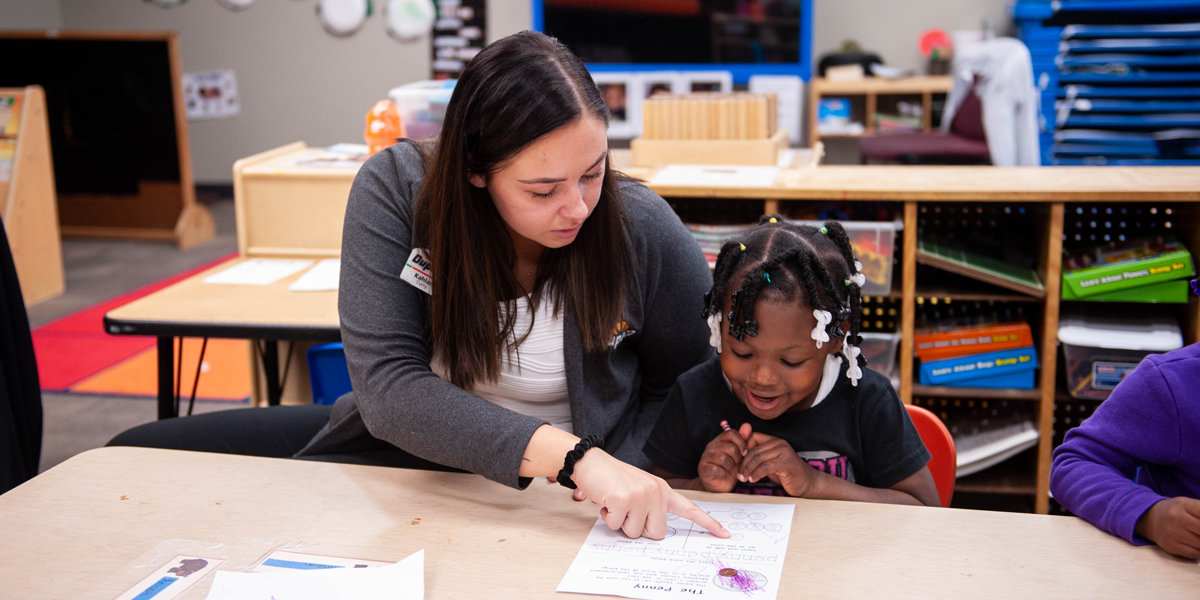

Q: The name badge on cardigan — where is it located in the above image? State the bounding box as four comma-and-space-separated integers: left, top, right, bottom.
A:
401, 248, 433, 295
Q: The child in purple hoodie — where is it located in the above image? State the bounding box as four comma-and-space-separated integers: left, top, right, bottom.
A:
1051, 337, 1200, 559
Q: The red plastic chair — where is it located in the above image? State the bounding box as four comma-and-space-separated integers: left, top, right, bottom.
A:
905, 404, 957, 508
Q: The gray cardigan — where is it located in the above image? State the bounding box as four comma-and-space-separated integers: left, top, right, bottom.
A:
297, 143, 713, 489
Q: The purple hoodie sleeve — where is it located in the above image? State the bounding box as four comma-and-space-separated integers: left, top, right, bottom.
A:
1050, 358, 1182, 545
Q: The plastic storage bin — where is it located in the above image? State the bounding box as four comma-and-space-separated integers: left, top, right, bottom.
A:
792, 220, 903, 296
1058, 315, 1183, 400
387, 79, 457, 140
859, 331, 901, 381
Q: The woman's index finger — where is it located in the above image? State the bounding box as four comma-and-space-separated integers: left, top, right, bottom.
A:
668, 493, 730, 538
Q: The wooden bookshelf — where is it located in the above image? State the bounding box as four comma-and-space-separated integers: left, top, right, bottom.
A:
632, 163, 1200, 514
808, 76, 953, 147
0, 85, 64, 306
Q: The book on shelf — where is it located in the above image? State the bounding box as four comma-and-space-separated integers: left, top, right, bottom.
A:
955, 420, 1039, 478
918, 346, 1039, 389
917, 239, 1045, 298
1061, 236, 1195, 302
914, 321, 1034, 362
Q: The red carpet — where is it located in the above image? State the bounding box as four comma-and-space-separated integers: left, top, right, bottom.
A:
33, 253, 239, 393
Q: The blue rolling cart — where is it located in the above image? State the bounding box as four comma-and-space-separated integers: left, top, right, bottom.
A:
1014, 1, 1200, 165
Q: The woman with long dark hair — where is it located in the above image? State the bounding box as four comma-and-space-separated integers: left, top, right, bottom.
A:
110, 30, 724, 540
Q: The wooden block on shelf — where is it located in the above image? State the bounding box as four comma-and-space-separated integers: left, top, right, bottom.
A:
630, 127, 788, 167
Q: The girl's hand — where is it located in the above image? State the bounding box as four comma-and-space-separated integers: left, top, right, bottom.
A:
1136, 497, 1200, 559
572, 448, 730, 540
740, 430, 815, 498
697, 424, 752, 493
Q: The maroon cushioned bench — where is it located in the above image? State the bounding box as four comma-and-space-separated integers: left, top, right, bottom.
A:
859, 83, 991, 165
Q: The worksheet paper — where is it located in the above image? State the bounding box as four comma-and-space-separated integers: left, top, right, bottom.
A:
557, 501, 794, 600
202, 259, 314, 286
288, 258, 340, 292
203, 549, 423, 600
649, 165, 781, 188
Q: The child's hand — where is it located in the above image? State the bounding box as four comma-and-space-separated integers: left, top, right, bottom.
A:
740, 430, 816, 498
698, 423, 752, 493
1136, 497, 1200, 559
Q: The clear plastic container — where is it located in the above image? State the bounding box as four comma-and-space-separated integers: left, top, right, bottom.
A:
859, 331, 902, 381
387, 79, 457, 140
1058, 315, 1183, 400
792, 220, 903, 296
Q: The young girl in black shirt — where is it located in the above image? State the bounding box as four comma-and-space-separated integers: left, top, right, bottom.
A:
645, 216, 940, 506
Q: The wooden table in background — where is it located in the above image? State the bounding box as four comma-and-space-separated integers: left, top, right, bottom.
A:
104, 257, 339, 419
1, 447, 1195, 599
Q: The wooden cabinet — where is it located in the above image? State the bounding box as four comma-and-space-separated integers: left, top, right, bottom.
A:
629, 163, 1200, 513
808, 76, 953, 147
1, 85, 64, 306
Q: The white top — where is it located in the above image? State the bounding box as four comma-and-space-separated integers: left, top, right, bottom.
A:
432, 294, 572, 433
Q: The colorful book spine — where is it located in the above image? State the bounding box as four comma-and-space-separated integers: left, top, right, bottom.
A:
1062, 240, 1195, 299
914, 322, 1033, 362
919, 346, 1039, 388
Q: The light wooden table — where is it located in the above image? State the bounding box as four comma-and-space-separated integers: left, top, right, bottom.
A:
1, 447, 1195, 599
104, 257, 339, 418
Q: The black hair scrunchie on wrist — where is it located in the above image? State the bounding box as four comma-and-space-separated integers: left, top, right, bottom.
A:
556, 434, 604, 490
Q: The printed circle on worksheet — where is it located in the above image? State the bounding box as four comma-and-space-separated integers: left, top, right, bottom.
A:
666, 513, 680, 521
747, 522, 766, 532
766, 523, 783, 532
730, 533, 745, 540
713, 569, 768, 592
750, 512, 767, 520
664, 527, 677, 538
728, 521, 745, 530
731, 511, 749, 520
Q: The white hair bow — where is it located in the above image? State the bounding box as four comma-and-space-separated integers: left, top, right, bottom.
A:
843, 342, 863, 387
850, 272, 866, 287
707, 312, 722, 353
811, 309, 832, 348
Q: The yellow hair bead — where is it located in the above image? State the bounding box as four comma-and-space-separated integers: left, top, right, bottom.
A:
739, 243, 746, 251
769, 217, 778, 223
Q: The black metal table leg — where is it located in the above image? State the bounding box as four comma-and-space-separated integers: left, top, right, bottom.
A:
263, 340, 282, 406
157, 336, 176, 420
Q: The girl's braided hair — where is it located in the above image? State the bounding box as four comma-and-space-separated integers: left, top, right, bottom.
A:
702, 215, 867, 371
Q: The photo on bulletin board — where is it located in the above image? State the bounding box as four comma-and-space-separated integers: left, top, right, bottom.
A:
638, 72, 681, 101
682, 71, 733, 93
591, 72, 638, 139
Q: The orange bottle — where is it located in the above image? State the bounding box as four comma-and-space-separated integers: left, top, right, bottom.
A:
364, 100, 403, 155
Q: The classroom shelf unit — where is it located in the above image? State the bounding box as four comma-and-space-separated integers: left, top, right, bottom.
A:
807, 76, 953, 147
0, 85, 64, 306
627, 163, 1200, 514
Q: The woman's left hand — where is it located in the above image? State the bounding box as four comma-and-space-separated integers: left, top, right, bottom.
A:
739, 430, 816, 498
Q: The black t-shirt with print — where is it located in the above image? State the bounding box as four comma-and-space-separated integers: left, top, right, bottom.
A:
644, 355, 930, 496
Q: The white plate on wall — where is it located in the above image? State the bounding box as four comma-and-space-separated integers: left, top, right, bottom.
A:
385, 0, 435, 41
317, 0, 373, 37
